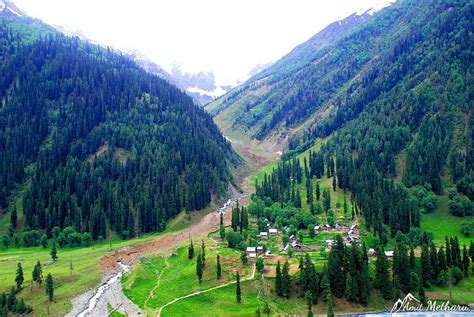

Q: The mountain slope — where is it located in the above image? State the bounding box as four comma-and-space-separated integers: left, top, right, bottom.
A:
0, 17, 235, 239
207, 0, 473, 235
205, 4, 393, 148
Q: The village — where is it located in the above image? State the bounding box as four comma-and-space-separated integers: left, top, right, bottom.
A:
242, 220, 394, 261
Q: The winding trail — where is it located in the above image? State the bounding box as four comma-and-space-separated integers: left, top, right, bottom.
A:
144, 256, 169, 307
157, 264, 257, 317
68, 135, 278, 316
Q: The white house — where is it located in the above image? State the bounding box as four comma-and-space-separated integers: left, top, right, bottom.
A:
246, 247, 256, 254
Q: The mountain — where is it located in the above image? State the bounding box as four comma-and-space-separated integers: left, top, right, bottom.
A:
207, 0, 473, 233
2, 0, 229, 106
0, 16, 235, 239
0, 0, 26, 18
205, 2, 396, 148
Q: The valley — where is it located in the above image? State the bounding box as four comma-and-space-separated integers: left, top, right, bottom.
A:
0, 0, 473, 316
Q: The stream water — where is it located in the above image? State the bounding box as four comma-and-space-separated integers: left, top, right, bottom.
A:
70, 262, 135, 317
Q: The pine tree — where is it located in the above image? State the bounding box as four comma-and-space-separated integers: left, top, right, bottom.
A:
51, 242, 58, 261
216, 255, 222, 280
332, 176, 337, 191
305, 291, 313, 317
327, 251, 344, 298
321, 266, 330, 301
32, 261, 43, 286
343, 195, 348, 217
15, 263, 24, 290
438, 246, 447, 272
236, 272, 241, 303
419, 286, 427, 305
7, 287, 15, 310
374, 246, 393, 300
275, 261, 282, 296
40, 234, 48, 248
315, 181, 320, 201
462, 245, 470, 277
306, 178, 313, 205
231, 205, 240, 232
430, 242, 439, 281
281, 260, 291, 298
219, 224, 226, 240
421, 244, 432, 287
327, 293, 335, 317
393, 240, 411, 293
10, 206, 17, 229
295, 190, 302, 208
196, 253, 203, 283
188, 240, 194, 259
446, 236, 452, 267
45, 273, 54, 301
345, 273, 357, 301
358, 244, 371, 305
201, 240, 206, 267
240, 208, 249, 232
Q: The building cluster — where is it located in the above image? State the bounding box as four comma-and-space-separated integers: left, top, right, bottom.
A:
245, 246, 274, 260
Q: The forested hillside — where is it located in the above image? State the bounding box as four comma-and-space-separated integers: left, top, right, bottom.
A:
208, 0, 473, 236
0, 17, 235, 240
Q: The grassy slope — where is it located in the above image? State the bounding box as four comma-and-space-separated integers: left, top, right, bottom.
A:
0, 205, 215, 316
122, 242, 252, 314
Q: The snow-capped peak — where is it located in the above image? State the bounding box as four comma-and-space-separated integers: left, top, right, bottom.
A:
0, 0, 27, 17
356, 0, 396, 16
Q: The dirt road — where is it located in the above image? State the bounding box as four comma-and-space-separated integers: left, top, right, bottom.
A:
100, 137, 277, 272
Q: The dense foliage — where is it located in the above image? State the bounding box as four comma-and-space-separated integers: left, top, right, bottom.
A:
0, 18, 234, 239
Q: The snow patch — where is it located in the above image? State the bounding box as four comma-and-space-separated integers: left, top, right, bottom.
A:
356, 0, 395, 16
187, 86, 227, 98
6, 6, 21, 16
0, 2, 5, 12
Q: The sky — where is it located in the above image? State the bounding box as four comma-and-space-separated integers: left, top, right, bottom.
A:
15, 0, 391, 86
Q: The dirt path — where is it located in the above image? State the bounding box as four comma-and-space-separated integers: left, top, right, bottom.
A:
67, 134, 278, 316
100, 138, 277, 272
144, 256, 169, 307
157, 264, 257, 317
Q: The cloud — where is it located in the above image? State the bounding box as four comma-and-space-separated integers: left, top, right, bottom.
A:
16, 0, 386, 86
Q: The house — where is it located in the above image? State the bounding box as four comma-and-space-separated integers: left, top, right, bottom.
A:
367, 248, 376, 257
257, 246, 264, 255
289, 234, 296, 241
248, 253, 257, 260
385, 251, 394, 259
246, 247, 256, 255
324, 239, 335, 249
269, 228, 278, 236
291, 240, 303, 251
281, 244, 290, 252
314, 225, 321, 231
325, 224, 332, 230
350, 224, 357, 230
335, 224, 342, 230
259, 232, 268, 239
283, 226, 290, 232
264, 250, 274, 258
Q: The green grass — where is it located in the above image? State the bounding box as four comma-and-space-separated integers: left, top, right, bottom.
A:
427, 274, 474, 304
161, 279, 305, 317
421, 194, 473, 247
122, 242, 251, 314
0, 206, 215, 316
